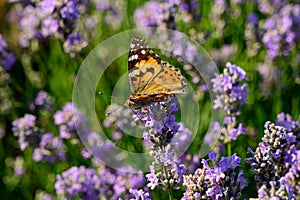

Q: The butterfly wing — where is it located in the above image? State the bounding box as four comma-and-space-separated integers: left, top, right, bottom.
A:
128, 36, 187, 97
134, 61, 187, 95
128, 36, 161, 93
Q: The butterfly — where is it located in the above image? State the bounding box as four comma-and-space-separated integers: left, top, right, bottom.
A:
125, 36, 187, 108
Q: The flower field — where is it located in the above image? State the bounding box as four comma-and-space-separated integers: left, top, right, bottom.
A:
0, 0, 299, 199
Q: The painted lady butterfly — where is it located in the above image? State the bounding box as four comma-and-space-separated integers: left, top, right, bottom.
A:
125, 36, 187, 108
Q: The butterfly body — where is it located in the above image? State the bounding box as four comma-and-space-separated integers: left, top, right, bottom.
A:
126, 36, 187, 108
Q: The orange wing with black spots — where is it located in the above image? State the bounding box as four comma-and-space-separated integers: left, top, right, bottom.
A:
127, 36, 187, 107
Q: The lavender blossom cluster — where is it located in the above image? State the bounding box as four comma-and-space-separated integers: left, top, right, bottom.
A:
133, 100, 181, 166
245, 121, 299, 199
0, 65, 13, 115
182, 152, 247, 199
12, 114, 42, 150
0, 34, 16, 71
276, 112, 300, 148
54, 102, 86, 140
12, 113, 67, 163
130, 98, 190, 196
55, 164, 146, 200
55, 166, 101, 199
33, 132, 66, 163
146, 162, 186, 191
262, 4, 300, 58
134, 1, 178, 30
9, 0, 88, 56
93, 0, 123, 29
210, 62, 248, 147
29, 91, 55, 111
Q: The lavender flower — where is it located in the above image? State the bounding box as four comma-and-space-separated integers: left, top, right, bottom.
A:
29, 90, 55, 111
35, 190, 53, 200
134, 1, 164, 27
279, 150, 300, 198
89, 161, 145, 199
18, 5, 42, 47
11, 0, 89, 55
257, 0, 287, 15
212, 62, 248, 114
209, 45, 237, 67
182, 153, 247, 199
63, 31, 88, 57
93, 0, 123, 29
0, 66, 13, 114
210, 62, 248, 150
0, 34, 16, 70
41, 16, 59, 37
13, 156, 25, 177
256, 57, 283, 97
55, 166, 101, 199
245, 121, 298, 199
134, 0, 179, 30
60, 0, 79, 21
128, 188, 151, 200
130, 98, 188, 198
261, 4, 300, 58
179, 153, 201, 174
209, 0, 227, 39
178, 0, 200, 24
146, 162, 186, 191
133, 99, 181, 166
12, 114, 41, 150
276, 112, 300, 148
244, 13, 261, 57
54, 102, 86, 140
33, 133, 66, 163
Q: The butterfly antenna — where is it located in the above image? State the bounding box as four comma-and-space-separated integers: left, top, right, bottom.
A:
105, 105, 122, 116
98, 91, 123, 116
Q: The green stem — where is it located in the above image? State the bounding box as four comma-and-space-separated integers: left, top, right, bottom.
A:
227, 142, 232, 156
163, 166, 174, 200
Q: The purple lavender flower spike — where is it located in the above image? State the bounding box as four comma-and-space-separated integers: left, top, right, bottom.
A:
183, 153, 247, 199
12, 114, 42, 150
55, 166, 101, 199
261, 4, 300, 58
0, 34, 16, 70
129, 188, 151, 200
134, 0, 179, 30
210, 62, 248, 154
33, 133, 66, 163
63, 31, 88, 57
41, 16, 59, 37
13, 156, 25, 177
30, 90, 55, 110
60, 0, 79, 21
276, 112, 300, 148
135, 99, 183, 166
73, 161, 146, 199
248, 13, 259, 25
245, 121, 299, 199
39, 0, 56, 15
54, 102, 86, 140
146, 162, 186, 191
134, 1, 164, 27
130, 97, 188, 196
11, 0, 89, 55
